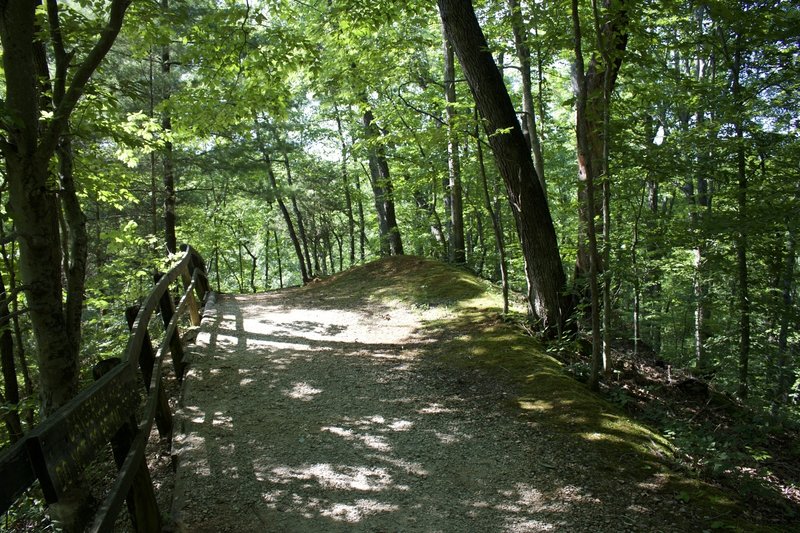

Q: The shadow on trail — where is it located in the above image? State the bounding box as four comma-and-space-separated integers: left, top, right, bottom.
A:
173, 290, 690, 532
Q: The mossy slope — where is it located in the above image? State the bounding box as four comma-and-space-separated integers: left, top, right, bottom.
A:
304, 255, 777, 532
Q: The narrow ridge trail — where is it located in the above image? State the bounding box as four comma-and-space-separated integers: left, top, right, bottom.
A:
171, 281, 688, 532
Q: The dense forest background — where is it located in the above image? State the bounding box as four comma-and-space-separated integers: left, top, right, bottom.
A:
1, 0, 799, 523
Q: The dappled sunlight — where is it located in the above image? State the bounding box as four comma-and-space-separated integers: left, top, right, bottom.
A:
320, 499, 400, 523
212, 411, 233, 428
268, 463, 400, 492
417, 402, 456, 414
172, 431, 210, 477
285, 381, 323, 401
322, 425, 392, 452
172, 287, 700, 531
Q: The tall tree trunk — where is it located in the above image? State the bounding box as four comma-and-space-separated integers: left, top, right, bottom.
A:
1, 2, 131, 528
334, 107, 356, 266
439, 0, 568, 333
475, 108, 509, 314
274, 230, 284, 288
573, 0, 604, 390
733, 43, 750, 398
355, 172, 367, 261
0, 269, 23, 442
362, 108, 404, 256
282, 148, 314, 276
1, 0, 129, 415
507, 0, 545, 194
643, 114, 664, 352
257, 141, 310, 283
442, 30, 466, 264
148, 49, 160, 239
263, 232, 270, 289
572, 0, 629, 307
774, 197, 797, 408
57, 133, 88, 361
161, 0, 177, 253
254, 119, 310, 283
594, 0, 615, 374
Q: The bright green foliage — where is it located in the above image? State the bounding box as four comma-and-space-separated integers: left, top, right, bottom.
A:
0, 0, 798, 524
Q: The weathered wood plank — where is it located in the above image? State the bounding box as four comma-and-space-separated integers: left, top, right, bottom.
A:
125, 305, 173, 439
155, 271, 187, 380
0, 438, 36, 514
90, 354, 166, 533
25, 362, 139, 502
93, 359, 161, 533
123, 250, 191, 369
181, 264, 201, 327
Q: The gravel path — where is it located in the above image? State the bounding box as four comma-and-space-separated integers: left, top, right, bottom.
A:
171, 289, 687, 532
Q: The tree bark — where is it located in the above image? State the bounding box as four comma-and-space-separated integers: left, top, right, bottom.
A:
442, 30, 466, 264
774, 195, 797, 408
0, 269, 23, 442
161, 0, 177, 253
438, 0, 568, 333
572, 0, 628, 305
507, 0, 545, 194
274, 230, 284, 288
475, 108, 509, 314
573, 0, 604, 390
334, 107, 357, 266
733, 43, 750, 398
263, 151, 310, 283
362, 108, 404, 256
0, 0, 131, 416
282, 148, 314, 276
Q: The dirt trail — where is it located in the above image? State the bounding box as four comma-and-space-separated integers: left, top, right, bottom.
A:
171, 288, 687, 532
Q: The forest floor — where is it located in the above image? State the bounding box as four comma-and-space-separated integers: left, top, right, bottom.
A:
165, 256, 790, 532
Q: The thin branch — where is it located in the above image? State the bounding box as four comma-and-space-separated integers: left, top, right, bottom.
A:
392, 90, 446, 126
39, 0, 132, 157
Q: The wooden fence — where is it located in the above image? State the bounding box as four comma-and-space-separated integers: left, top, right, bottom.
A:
0, 244, 210, 531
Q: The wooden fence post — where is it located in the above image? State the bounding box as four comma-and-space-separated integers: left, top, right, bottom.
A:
125, 306, 173, 439
92, 358, 161, 533
181, 244, 210, 303
180, 265, 202, 327
154, 272, 187, 381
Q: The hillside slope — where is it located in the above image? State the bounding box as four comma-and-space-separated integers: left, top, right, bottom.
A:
300, 255, 778, 531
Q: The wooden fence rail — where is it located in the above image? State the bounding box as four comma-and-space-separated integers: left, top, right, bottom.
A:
0, 244, 210, 531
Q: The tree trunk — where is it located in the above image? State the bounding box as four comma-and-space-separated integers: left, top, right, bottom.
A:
733, 44, 750, 398
0, 269, 23, 442
162, 0, 177, 253
438, 0, 568, 333
1, 0, 130, 416
362, 108, 404, 256
274, 230, 284, 288
334, 107, 356, 266
507, 0, 545, 194
1, 2, 130, 528
442, 30, 466, 264
282, 149, 314, 276
573, 0, 604, 390
572, 0, 629, 305
263, 232, 270, 289
475, 108, 509, 314
57, 133, 88, 361
355, 172, 367, 261
263, 151, 310, 283
774, 196, 797, 408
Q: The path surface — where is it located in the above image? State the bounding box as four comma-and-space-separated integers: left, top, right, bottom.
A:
171, 289, 686, 532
